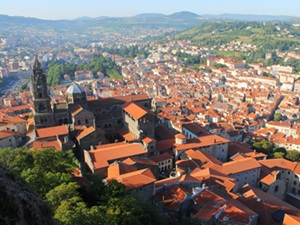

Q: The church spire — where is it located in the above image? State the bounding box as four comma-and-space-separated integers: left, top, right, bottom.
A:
33, 55, 41, 69
31, 56, 55, 128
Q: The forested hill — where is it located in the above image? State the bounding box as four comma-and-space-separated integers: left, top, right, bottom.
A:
173, 21, 300, 52
0, 12, 297, 38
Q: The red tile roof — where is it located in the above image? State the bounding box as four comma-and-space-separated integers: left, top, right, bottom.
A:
76, 126, 95, 140
36, 125, 68, 139
122, 102, 155, 120
0, 130, 15, 140
111, 168, 156, 190
176, 134, 230, 151
221, 158, 261, 175
89, 142, 147, 170
32, 139, 62, 151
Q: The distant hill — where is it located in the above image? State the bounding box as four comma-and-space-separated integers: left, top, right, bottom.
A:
0, 12, 208, 37
204, 13, 295, 21
134, 13, 165, 18
0, 12, 298, 39
168, 11, 204, 20
172, 21, 300, 57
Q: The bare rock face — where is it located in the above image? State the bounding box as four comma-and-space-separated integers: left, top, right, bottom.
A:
0, 166, 56, 225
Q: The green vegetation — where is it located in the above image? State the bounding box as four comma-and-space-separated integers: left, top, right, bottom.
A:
175, 52, 207, 67
251, 139, 275, 157
46, 55, 121, 86
273, 113, 283, 122
174, 21, 300, 64
0, 148, 166, 225
100, 45, 150, 59
286, 150, 300, 162
250, 140, 300, 161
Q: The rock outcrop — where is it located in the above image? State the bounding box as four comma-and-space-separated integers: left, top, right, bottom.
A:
0, 166, 56, 225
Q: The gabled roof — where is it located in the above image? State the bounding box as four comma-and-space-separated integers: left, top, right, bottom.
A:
259, 158, 296, 172
88, 142, 147, 170
150, 152, 172, 163
237, 184, 300, 225
0, 130, 15, 140
122, 102, 155, 120
33, 139, 62, 151
70, 105, 84, 116
0, 117, 26, 126
76, 126, 95, 140
221, 158, 261, 175
122, 157, 157, 166
175, 134, 230, 151
111, 168, 156, 190
35, 125, 68, 139
107, 161, 138, 178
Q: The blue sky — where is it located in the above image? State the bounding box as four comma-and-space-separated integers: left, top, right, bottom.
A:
1, 0, 299, 20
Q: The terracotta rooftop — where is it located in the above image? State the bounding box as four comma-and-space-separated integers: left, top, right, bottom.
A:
122, 102, 155, 120
0, 130, 15, 140
150, 152, 172, 163
32, 139, 62, 151
111, 168, 156, 190
221, 158, 261, 175
237, 184, 300, 225
176, 134, 230, 151
76, 126, 95, 140
35, 125, 68, 139
107, 161, 138, 179
88, 142, 147, 170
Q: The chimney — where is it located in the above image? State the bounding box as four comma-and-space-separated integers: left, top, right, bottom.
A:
90, 145, 94, 150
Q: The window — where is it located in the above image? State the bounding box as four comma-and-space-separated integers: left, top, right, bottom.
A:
77, 120, 81, 125
274, 185, 279, 193
293, 181, 297, 186
38, 103, 46, 111
85, 119, 89, 124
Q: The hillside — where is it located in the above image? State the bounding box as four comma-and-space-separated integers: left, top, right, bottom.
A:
0, 12, 206, 38
173, 21, 300, 54
0, 166, 55, 225
0, 12, 297, 39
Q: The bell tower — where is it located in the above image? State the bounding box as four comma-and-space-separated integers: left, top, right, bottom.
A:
31, 56, 55, 128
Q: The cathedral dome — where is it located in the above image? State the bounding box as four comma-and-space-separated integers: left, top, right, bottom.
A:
66, 83, 85, 94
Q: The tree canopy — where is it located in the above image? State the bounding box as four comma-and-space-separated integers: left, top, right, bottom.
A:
0, 147, 167, 225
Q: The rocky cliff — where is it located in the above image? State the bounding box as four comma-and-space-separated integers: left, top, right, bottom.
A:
0, 166, 56, 225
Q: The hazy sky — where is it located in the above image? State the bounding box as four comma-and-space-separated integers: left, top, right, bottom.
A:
1, 0, 299, 20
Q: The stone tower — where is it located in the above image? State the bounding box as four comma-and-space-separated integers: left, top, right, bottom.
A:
31, 56, 55, 128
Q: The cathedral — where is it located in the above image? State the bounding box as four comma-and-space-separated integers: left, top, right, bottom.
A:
31, 57, 155, 150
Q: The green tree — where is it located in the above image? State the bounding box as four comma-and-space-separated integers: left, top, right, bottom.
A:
274, 113, 282, 122
274, 152, 285, 158
46, 182, 81, 210
0, 147, 33, 176
0, 148, 78, 197
286, 150, 300, 162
